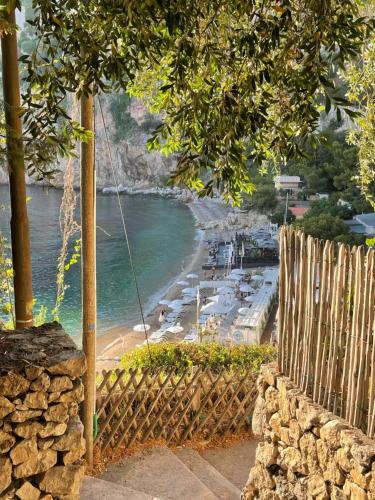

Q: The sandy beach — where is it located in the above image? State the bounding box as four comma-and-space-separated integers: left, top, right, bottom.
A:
96, 198, 269, 372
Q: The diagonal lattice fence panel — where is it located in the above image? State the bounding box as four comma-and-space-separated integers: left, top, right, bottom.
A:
94, 367, 257, 451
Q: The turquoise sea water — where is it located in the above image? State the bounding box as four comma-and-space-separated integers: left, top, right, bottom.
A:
0, 185, 196, 343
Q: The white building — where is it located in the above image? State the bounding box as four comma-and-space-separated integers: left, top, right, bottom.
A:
274, 175, 302, 191
353, 214, 375, 236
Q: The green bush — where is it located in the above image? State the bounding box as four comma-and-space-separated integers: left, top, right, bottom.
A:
120, 342, 277, 374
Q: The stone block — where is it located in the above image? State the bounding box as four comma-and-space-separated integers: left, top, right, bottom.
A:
57, 381, 84, 404
0, 396, 15, 419
288, 419, 302, 447
329, 485, 346, 499
25, 366, 44, 381
10, 409, 43, 423
0, 372, 30, 398
62, 438, 85, 465
30, 373, 50, 392
43, 403, 69, 423
48, 376, 73, 393
350, 466, 371, 490
256, 441, 278, 467
343, 480, 367, 500
14, 422, 44, 439
47, 352, 86, 379
320, 420, 349, 450
13, 449, 57, 478
351, 441, 375, 468
247, 464, 275, 491
265, 386, 279, 414
16, 481, 41, 500
280, 447, 305, 474
296, 400, 322, 431
336, 447, 352, 473
10, 438, 38, 465
52, 416, 83, 451
37, 437, 54, 450
0, 430, 16, 454
0, 457, 12, 494
38, 422, 67, 438
269, 412, 282, 436
38, 465, 84, 496
252, 396, 266, 438
23, 391, 48, 410
299, 432, 320, 473
306, 474, 328, 499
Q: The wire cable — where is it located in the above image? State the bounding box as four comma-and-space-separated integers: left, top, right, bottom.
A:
97, 95, 153, 361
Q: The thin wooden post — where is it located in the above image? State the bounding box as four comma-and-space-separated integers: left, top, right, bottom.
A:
1, 7, 33, 329
81, 89, 96, 466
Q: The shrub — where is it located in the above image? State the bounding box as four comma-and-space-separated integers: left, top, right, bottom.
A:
120, 342, 277, 374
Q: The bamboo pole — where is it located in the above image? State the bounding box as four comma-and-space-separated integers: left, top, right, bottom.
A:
1, 7, 33, 329
80, 89, 96, 466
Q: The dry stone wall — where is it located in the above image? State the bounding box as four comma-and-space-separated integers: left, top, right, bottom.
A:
0, 323, 86, 500
243, 364, 375, 499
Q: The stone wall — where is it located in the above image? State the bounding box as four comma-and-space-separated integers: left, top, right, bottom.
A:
0, 323, 86, 499
243, 364, 375, 500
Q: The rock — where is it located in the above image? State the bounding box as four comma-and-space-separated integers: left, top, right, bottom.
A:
0, 372, 30, 397
0, 485, 16, 500
351, 441, 375, 467
68, 402, 79, 417
320, 420, 348, 449
13, 449, 57, 478
38, 437, 55, 450
43, 403, 69, 423
340, 429, 363, 449
15, 481, 41, 500
296, 400, 322, 431
280, 447, 305, 474
0, 457, 12, 494
343, 480, 367, 500
10, 409, 43, 422
48, 376, 73, 393
0, 396, 15, 419
57, 381, 84, 404
330, 485, 346, 499
62, 438, 85, 465
279, 427, 290, 446
14, 422, 44, 439
0, 430, 16, 454
256, 441, 278, 467
247, 463, 275, 491
25, 366, 44, 381
336, 448, 352, 473
30, 373, 50, 392
38, 422, 67, 438
23, 392, 48, 410
38, 465, 84, 496
350, 467, 371, 490
288, 419, 302, 447
1, 423, 12, 433
317, 439, 345, 486
10, 438, 37, 465
265, 386, 279, 414
269, 412, 282, 436
47, 392, 61, 404
252, 396, 266, 437
306, 474, 328, 499
262, 366, 276, 387
52, 416, 83, 451
299, 432, 319, 473
47, 352, 86, 378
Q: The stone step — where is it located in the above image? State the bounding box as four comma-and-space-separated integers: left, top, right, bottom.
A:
175, 447, 241, 499
200, 440, 258, 490
81, 476, 161, 500
99, 445, 218, 500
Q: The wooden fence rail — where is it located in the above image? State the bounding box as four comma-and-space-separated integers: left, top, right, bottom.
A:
95, 367, 257, 451
278, 226, 375, 437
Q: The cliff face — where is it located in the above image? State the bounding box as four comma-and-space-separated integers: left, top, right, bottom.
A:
0, 98, 177, 189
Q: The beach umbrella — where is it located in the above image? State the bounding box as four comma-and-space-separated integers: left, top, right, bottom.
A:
186, 273, 199, 279
251, 275, 263, 281
238, 307, 250, 315
182, 287, 196, 295
177, 280, 189, 286
207, 295, 220, 302
182, 296, 195, 305
166, 324, 184, 334
228, 274, 241, 281
244, 296, 253, 302
217, 286, 234, 294
240, 284, 255, 293
158, 299, 171, 306
169, 299, 184, 309
133, 323, 151, 332
232, 268, 247, 275
201, 302, 231, 315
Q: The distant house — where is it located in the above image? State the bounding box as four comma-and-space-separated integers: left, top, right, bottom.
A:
274, 175, 302, 191
353, 213, 375, 235
289, 206, 309, 219
316, 193, 329, 200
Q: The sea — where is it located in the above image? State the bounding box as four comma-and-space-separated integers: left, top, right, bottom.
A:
0, 185, 197, 343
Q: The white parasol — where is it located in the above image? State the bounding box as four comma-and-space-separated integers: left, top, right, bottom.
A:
182, 287, 196, 295
238, 307, 250, 315
232, 268, 247, 275
158, 299, 171, 306
240, 284, 255, 293
177, 280, 189, 286
244, 296, 254, 303
186, 273, 199, 279
165, 324, 184, 334
133, 323, 151, 332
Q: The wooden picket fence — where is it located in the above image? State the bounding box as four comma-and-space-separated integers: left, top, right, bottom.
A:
278, 226, 375, 437
94, 367, 257, 451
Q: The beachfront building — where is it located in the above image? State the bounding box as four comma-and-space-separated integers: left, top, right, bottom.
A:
353, 213, 375, 236
274, 175, 302, 192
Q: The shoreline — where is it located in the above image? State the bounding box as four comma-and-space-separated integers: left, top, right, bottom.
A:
96, 206, 211, 372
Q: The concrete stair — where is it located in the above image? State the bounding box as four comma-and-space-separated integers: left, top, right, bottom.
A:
81, 442, 256, 500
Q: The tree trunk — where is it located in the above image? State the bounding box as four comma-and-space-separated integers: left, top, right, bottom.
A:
80, 89, 96, 466
1, 7, 33, 329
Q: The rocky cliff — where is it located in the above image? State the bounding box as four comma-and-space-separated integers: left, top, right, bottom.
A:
0, 97, 177, 189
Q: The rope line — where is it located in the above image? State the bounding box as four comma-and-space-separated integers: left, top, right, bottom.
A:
97, 96, 153, 361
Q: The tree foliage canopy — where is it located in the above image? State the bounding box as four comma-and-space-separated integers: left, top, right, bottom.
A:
1, 1, 373, 202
